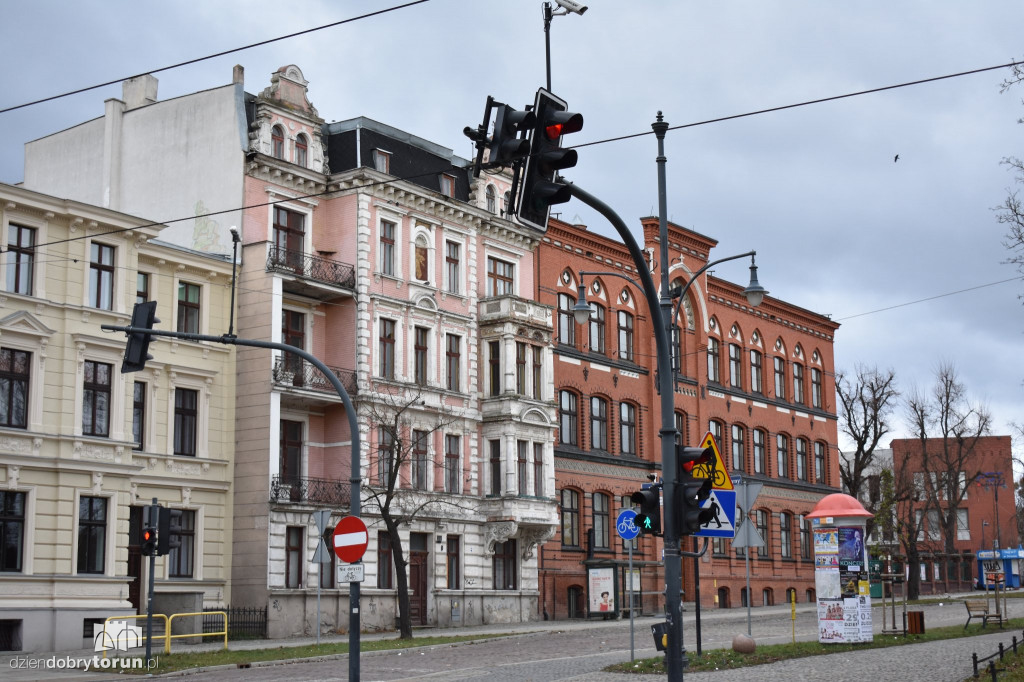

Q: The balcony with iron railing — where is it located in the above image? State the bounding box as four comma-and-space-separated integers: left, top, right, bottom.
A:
270, 474, 351, 507
272, 355, 358, 406
267, 245, 356, 299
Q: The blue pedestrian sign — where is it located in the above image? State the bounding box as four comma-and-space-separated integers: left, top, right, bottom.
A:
616, 509, 641, 540
693, 489, 737, 539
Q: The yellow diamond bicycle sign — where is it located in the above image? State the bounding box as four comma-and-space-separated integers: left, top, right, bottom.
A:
690, 432, 733, 490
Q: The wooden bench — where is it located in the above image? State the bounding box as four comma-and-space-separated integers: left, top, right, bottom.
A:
964, 599, 991, 629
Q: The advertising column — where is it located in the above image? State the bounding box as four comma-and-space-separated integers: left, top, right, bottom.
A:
806, 494, 874, 644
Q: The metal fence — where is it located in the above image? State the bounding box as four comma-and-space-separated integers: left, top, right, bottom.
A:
203, 606, 267, 640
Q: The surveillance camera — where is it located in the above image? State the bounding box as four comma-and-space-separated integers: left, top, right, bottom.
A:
555, 0, 587, 14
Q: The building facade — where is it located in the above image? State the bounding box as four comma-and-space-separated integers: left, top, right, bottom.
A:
21, 65, 559, 638
0, 183, 235, 652
849, 437, 1018, 594
536, 216, 842, 617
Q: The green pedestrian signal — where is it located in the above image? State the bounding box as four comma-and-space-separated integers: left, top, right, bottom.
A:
630, 485, 662, 536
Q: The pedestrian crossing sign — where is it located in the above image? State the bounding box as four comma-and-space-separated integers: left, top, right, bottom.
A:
692, 489, 737, 539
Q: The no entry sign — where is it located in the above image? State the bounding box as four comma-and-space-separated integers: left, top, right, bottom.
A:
333, 515, 369, 563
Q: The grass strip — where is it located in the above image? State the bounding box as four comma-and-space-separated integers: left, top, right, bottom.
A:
139, 633, 510, 674
605, 618, 1024, 675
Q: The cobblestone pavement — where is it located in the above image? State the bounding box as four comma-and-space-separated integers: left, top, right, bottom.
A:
2, 593, 1017, 681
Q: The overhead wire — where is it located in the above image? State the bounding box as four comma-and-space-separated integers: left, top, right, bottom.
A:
0, 1, 432, 115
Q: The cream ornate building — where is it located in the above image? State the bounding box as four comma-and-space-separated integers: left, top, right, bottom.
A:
0, 183, 235, 652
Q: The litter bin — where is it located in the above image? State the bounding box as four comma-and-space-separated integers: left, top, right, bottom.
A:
907, 610, 925, 634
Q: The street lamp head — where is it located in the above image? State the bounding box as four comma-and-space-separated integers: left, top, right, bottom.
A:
743, 256, 767, 308
572, 282, 593, 325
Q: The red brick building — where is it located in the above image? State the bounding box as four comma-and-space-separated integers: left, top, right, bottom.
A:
878, 436, 1018, 593
536, 216, 841, 617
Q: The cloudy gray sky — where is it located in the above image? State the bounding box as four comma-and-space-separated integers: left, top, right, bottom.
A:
2, 1, 1022, 455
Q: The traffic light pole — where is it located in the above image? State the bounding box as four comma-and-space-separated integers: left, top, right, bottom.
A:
567, 179, 685, 680
101, 324, 364, 680
145, 498, 157, 662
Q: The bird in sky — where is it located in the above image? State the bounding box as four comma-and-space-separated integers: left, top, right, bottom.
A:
894, 154, 900, 162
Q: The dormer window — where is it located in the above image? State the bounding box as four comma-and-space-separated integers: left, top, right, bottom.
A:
271, 125, 285, 159
373, 149, 391, 174
440, 174, 455, 198
295, 134, 308, 167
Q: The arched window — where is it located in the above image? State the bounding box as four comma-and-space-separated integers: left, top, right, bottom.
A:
486, 185, 496, 213
780, 512, 792, 558
502, 191, 511, 216
593, 492, 610, 549
590, 397, 608, 451
814, 442, 826, 484
271, 125, 285, 159
752, 428, 766, 474
675, 411, 688, 445
559, 390, 579, 446
796, 438, 808, 481
295, 134, 308, 167
755, 509, 770, 558
617, 311, 634, 361
707, 337, 721, 383
730, 424, 745, 472
557, 292, 576, 346
619, 402, 637, 456
776, 434, 790, 479
729, 343, 743, 388
561, 488, 580, 546
749, 350, 763, 393
589, 304, 606, 354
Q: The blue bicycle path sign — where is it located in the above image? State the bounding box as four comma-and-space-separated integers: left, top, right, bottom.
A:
616, 509, 640, 540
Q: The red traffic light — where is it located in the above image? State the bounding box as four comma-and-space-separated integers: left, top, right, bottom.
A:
544, 112, 584, 140
142, 529, 153, 542
678, 446, 714, 474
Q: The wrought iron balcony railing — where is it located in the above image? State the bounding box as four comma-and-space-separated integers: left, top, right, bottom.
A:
267, 245, 356, 290
271, 474, 351, 507
273, 356, 358, 396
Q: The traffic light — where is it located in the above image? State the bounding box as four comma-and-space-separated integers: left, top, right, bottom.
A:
156, 507, 181, 557
141, 525, 158, 557
516, 88, 583, 231
631, 484, 662, 536
677, 446, 715, 535
488, 102, 535, 167
121, 300, 159, 373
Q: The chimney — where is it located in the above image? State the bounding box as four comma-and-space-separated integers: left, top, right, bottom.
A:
122, 74, 158, 110
233, 64, 244, 85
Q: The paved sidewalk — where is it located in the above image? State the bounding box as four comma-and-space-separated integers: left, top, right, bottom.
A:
1, 591, 1016, 680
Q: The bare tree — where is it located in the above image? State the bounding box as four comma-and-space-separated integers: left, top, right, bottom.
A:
837, 365, 899, 502
901, 362, 991, 594
882, 459, 929, 600
997, 62, 1024, 296
361, 385, 474, 639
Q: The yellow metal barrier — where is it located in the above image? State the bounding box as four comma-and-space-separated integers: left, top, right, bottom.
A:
166, 611, 228, 654
100, 614, 169, 659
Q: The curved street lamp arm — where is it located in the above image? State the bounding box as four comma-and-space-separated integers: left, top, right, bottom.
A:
670, 250, 756, 331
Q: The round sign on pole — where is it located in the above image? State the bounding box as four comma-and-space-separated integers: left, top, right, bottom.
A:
333, 515, 369, 564
616, 509, 640, 540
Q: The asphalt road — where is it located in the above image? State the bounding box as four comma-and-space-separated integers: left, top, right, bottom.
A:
3, 596, 1015, 681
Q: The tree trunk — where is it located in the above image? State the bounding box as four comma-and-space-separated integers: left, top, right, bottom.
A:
906, 550, 921, 600
385, 518, 413, 639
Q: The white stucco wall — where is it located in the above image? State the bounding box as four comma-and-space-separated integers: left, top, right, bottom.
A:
24, 83, 247, 256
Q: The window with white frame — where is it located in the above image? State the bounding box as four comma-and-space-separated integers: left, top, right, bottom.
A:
89, 242, 115, 310
379, 219, 397, 277
77, 495, 108, 574
445, 240, 461, 295
0, 348, 30, 429
5, 224, 35, 295
295, 134, 308, 167
440, 174, 456, 197
486, 256, 515, 296
957, 509, 970, 541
